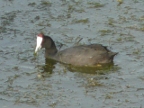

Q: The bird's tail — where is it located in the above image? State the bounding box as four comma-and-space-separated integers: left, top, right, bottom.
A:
109, 52, 118, 59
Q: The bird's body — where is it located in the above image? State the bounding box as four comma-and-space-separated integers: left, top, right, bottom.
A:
35, 33, 117, 67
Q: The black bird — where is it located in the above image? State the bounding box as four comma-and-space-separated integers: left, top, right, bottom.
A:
35, 33, 117, 67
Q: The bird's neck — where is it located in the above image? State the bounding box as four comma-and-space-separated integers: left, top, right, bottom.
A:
45, 46, 58, 58
43, 35, 58, 58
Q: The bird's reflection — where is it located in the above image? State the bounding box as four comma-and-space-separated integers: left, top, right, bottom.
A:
36, 58, 57, 78
38, 58, 116, 76
66, 62, 116, 74
43, 58, 57, 73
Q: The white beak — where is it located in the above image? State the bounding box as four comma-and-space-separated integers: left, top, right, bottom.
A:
35, 36, 43, 54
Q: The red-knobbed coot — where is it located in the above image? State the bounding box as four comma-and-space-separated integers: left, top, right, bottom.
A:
35, 33, 117, 66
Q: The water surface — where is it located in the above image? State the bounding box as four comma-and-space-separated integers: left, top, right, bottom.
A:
0, 0, 144, 108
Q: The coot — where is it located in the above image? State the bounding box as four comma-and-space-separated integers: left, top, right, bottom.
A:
35, 33, 117, 66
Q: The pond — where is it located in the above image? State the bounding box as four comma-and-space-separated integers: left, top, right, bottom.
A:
0, 0, 144, 108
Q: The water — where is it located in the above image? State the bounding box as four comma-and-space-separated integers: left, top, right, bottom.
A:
0, 0, 144, 108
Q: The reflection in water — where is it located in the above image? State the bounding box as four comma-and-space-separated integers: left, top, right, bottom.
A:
38, 58, 118, 76
66, 63, 117, 74
44, 58, 57, 73
36, 58, 57, 78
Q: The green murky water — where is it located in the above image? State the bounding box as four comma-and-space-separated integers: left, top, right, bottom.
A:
0, 0, 144, 108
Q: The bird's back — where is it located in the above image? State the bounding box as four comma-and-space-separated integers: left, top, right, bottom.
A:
53, 44, 117, 66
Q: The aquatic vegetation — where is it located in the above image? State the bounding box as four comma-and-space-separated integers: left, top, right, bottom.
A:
99, 29, 112, 36
117, 37, 122, 42
88, 2, 105, 8
40, 0, 52, 6
0, 11, 17, 33
0, 0, 143, 107
107, 18, 116, 26
117, 0, 123, 6
105, 94, 113, 99
85, 78, 104, 88
28, 2, 36, 7
72, 18, 89, 24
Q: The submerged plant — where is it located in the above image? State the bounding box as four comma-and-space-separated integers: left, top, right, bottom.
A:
72, 18, 89, 24
88, 2, 105, 8
99, 29, 112, 36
